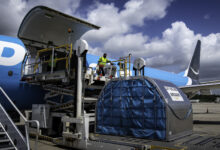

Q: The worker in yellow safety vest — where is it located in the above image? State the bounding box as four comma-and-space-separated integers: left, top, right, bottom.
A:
98, 53, 111, 76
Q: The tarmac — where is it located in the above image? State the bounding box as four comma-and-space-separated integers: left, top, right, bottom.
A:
192, 102, 220, 122
29, 102, 220, 149
192, 102, 220, 137
29, 140, 66, 150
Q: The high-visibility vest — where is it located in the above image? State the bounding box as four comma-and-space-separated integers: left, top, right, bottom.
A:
99, 57, 109, 66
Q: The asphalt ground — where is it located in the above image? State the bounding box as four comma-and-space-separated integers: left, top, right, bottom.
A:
30, 140, 67, 150
192, 102, 220, 122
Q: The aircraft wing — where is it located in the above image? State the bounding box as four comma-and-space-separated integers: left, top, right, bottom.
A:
179, 82, 220, 93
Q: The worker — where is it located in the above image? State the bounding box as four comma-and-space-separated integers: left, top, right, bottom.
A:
98, 53, 111, 76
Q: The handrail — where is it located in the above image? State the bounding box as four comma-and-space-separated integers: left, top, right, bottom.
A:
111, 54, 132, 77
33, 43, 72, 73
37, 44, 69, 53
0, 87, 39, 150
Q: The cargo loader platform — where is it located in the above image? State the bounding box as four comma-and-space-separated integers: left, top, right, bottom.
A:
91, 132, 220, 150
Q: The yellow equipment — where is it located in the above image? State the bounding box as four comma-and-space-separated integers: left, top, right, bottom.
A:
33, 44, 73, 73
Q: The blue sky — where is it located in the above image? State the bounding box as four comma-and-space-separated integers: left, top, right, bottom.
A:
1, 0, 220, 81
151, 0, 220, 37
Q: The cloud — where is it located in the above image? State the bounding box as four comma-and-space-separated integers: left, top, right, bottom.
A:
0, 0, 26, 36
144, 22, 200, 68
0, 0, 81, 36
103, 21, 200, 71
121, 0, 172, 25
82, 0, 198, 72
104, 33, 148, 57
26, 0, 81, 15
83, 0, 173, 43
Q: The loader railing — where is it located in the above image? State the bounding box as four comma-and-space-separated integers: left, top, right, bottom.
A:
34, 44, 73, 73
21, 44, 73, 76
111, 54, 131, 77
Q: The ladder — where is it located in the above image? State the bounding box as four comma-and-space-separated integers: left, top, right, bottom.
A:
0, 104, 27, 150
0, 87, 40, 150
0, 123, 16, 150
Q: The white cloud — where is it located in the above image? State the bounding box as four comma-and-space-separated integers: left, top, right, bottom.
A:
104, 33, 148, 57
84, 0, 173, 43
26, 0, 80, 15
0, 0, 81, 36
84, 2, 129, 43
121, 0, 172, 26
143, 21, 201, 68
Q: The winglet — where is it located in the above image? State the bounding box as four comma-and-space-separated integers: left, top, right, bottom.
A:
184, 40, 201, 82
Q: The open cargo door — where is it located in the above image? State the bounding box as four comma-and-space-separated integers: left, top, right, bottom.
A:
18, 6, 100, 83
18, 6, 100, 46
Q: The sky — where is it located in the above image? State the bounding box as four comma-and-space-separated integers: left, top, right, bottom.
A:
1, 0, 220, 82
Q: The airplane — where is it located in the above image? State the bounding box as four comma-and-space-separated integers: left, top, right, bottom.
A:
1, 6, 220, 111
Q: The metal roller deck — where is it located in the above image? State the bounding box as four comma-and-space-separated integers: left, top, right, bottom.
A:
92, 132, 220, 150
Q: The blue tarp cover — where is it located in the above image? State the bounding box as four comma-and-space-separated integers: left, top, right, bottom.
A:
96, 78, 166, 140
